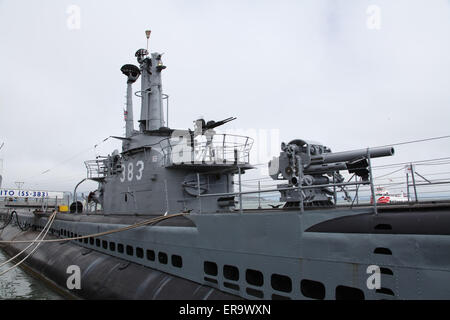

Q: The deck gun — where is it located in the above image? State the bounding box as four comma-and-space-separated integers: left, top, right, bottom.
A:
193, 117, 237, 135
268, 139, 394, 207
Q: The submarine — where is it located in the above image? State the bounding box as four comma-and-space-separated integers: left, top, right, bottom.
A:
1, 31, 450, 300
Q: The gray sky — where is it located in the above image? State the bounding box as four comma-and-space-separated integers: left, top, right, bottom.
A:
0, 0, 449, 192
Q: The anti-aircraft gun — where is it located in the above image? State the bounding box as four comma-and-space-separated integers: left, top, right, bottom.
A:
192, 117, 237, 135
268, 139, 394, 208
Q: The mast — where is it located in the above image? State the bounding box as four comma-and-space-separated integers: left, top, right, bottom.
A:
120, 64, 140, 138
136, 31, 167, 131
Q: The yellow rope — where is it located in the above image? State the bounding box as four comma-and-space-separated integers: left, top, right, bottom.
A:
0, 212, 187, 244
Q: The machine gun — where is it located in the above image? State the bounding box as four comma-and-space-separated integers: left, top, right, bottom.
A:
193, 117, 237, 135
268, 139, 394, 208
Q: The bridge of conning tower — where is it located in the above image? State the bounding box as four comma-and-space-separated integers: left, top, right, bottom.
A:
159, 133, 254, 170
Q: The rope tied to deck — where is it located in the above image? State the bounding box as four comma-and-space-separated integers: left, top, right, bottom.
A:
0, 212, 188, 244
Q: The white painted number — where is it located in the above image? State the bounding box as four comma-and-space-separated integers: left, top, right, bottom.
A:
127, 162, 134, 181
136, 160, 144, 181
120, 164, 126, 182
120, 161, 145, 182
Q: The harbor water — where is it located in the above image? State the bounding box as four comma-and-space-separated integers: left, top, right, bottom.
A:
0, 249, 63, 300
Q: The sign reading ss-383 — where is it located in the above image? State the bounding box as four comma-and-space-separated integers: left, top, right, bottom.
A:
0, 189, 65, 199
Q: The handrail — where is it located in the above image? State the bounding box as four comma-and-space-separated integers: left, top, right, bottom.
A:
159, 133, 254, 166
197, 180, 370, 198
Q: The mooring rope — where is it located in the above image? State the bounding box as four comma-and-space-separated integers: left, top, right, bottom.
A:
13, 211, 31, 231
0, 211, 14, 231
0, 212, 187, 244
0, 211, 57, 269
0, 211, 57, 276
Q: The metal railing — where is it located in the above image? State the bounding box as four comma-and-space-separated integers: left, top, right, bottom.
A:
195, 171, 372, 214
85, 158, 109, 180
193, 157, 450, 214
159, 134, 254, 166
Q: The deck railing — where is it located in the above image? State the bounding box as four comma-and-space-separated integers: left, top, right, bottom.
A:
84, 158, 109, 180
159, 134, 254, 166
193, 156, 450, 214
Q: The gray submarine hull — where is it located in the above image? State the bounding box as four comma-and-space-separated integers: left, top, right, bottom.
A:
0, 223, 239, 300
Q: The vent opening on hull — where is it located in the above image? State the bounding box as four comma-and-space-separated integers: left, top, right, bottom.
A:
126, 245, 134, 256
246, 288, 264, 299
223, 265, 239, 281
376, 288, 395, 296
301, 279, 326, 300
204, 277, 218, 284
271, 274, 292, 293
204, 261, 218, 276
171, 255, 182, 268
380, 267, 393, 275
373, 247, 392, 255
335, 285, 365, 300
158, 252, 168, 264
146, 249, 155, 261
224, 282, 240, 291
246, 269, 264, 287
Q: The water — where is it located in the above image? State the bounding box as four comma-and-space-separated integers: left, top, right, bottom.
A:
0, 249, 64, 300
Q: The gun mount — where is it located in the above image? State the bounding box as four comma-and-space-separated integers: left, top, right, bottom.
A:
268, 139, 394, 208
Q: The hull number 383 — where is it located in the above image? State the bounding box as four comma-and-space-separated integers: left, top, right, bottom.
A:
120, 160, 144, 182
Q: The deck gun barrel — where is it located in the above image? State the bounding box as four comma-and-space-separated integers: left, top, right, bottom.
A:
310, 146, 395, 165
202, 117, 237, 133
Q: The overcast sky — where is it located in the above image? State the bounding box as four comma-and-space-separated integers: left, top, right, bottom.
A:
0, 0, 449, 192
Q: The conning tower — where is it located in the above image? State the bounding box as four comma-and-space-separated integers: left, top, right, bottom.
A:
83, 31, 254, 216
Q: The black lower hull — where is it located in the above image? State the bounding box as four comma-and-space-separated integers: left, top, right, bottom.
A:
0, 225, 240, 300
